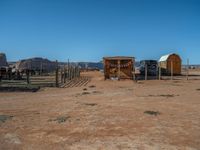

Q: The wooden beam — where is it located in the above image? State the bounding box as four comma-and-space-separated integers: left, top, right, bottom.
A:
187, 59, 189, 80
171, 61, 173, 80
145, 63, 147, 80
118, 60, 120, 80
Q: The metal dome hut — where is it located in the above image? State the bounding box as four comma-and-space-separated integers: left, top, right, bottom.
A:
158, 53, 182, 75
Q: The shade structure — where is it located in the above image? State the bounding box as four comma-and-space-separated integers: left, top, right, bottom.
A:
103, 56, 135, 80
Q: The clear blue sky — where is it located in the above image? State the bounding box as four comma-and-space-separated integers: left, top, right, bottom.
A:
0, 0, 200, 64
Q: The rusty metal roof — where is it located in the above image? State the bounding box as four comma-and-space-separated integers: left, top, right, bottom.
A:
103, 56, 135, 60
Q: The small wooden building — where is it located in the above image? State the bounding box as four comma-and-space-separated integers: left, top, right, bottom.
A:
158, 53, 182, 75
103, 56, 135, 80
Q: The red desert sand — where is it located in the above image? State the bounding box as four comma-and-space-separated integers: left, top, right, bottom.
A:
0, 71, 200, 150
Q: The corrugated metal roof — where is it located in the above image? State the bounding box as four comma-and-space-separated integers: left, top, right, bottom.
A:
159, 53, 181, 62
159, 54, 171, 62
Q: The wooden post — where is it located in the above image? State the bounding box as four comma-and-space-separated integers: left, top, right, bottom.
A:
61, 68, 64, 84
187, 59, 189, 80
171, 61, 173, 80
145, 63, 147, 80
118, 60, 120, 80
64, 65, 66, 83
71, 66, 73, 80
77, 66, 79, 77
73, 67, 75, 78
17, 70, 21, 80
8, 68, 11, 80
68, 67, 70, 80
0, 69, 2, 83
104, 60, 106, 80
133, 68, 135, 81
70, 66, 72, 80
67, 59, 70, 80
78, 67, 80, 77
74, 66, 76, 78
71, 67, 73, 79
40, 62, 43, 75
75, 66, 77, 78
55, 60, 59, 87
159, 62, 161, 80
26, 70, 30, 84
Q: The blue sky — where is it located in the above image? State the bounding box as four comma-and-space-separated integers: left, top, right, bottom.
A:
0, 0, 200, 64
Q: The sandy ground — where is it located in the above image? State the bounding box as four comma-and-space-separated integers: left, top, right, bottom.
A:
0, 71, 200, 150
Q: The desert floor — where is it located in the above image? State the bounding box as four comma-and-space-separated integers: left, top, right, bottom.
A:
0, 71, 200, 150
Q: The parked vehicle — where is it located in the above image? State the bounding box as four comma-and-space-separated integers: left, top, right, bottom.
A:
139, 60, 158, 76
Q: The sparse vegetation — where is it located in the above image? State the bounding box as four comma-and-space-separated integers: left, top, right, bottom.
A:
83, 88, 87, 91
82, 92, 90, 95
0, 115, 13, 123
84, 103, 97, 106
1, 71, 200, 149
89, 85, 96, 88
159, 94, 175, 98
92, 91, 102, 94
149, 94, 179, 98
0, 85, 40, 92
144, 111, 160, 116
49, 116, 70, 124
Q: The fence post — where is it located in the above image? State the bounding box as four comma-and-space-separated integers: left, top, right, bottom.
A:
72, 67, 74, 79
118, 60, 120, 80
67, 59, 70, 80
0, 69, 1, 83
74, 66, 77, 78
26, 69, 30, 84
73, 67, 75, 79
64, 65, 66, 83
159, 63, 161, 80
70, 66, 72, 80
76, 66, 78, 77
78, 67, 80, 77
133, 69, 135, 81
40, 62, 43, 76
171, 61, 173, 80
61, 68, 64, 84
187, 59, 189, 80
145, 63, 147, 80
71, 66, 73, 80
55, 60, 59, 87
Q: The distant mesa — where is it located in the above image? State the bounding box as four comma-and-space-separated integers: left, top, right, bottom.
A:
0, 53, 8, 67
77, 62, 103, 70
15, 57, 57, 72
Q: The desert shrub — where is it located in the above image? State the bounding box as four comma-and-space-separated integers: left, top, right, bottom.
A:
144, 111, 160, 116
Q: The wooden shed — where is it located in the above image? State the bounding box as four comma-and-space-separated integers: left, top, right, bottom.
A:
158, 53, 182, 75
103, 56, 135, 80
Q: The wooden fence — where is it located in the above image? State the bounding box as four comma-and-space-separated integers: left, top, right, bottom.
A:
0, 63, 91, 89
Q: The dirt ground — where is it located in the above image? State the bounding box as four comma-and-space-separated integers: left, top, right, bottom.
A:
0, 71, 200, 150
